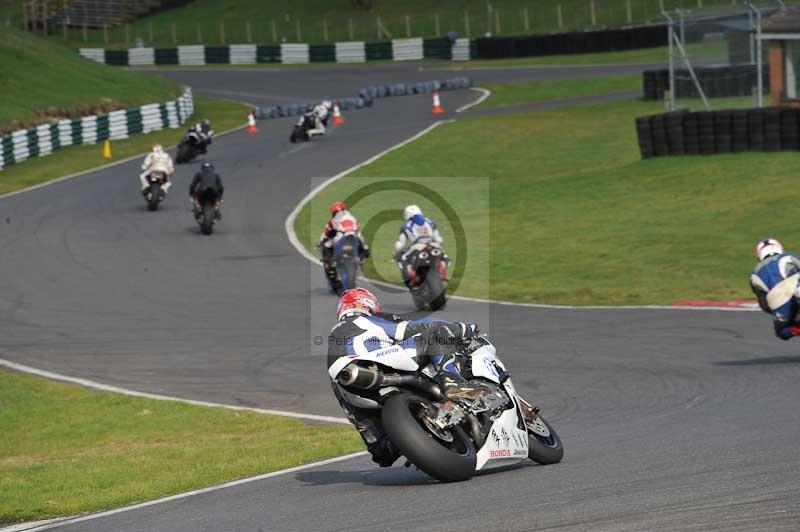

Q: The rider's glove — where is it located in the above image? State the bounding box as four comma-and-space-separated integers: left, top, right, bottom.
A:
462, 323, 479, 339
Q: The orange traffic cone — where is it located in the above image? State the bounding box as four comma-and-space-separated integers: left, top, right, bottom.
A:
247, 111, 258, 134
332, 102, 344, 125
432, 91, 443, 115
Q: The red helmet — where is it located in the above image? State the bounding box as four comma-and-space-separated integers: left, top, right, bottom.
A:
330, 201, 347, 215
337, 288, 381, 319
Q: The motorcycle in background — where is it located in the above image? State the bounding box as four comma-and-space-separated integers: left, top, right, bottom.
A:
290, 113, 315, 143
176, 130, 204, 163
401, 241, 448, 310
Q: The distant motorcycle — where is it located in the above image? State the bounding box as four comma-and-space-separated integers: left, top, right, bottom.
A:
143, 171, 167, 211
401, 242, 448, 311
330, 335, 564, 482
290, 114, 315, 143
193, 189, 221, 235
176, 130, 204, 163
331, 234, 361, 293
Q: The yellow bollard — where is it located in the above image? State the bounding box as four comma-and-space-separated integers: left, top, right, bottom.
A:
102, 139, 112, 159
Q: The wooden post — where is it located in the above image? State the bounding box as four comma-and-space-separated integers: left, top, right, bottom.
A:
42, 1, 48, 35
464, 9, 470, 36
435, 13, 440, 36
172, 22, 177, 44
219, 20, 225, 44
659, 0, 665, 12
63, 18, 68, 40
348, 18, 354, 40
103, 23, 108, 44
245, 20, 252, 43
523, 7, 529, 32
698, 0, 703, 7
323, 18, 328, 41
196, 23, 202, 43
376, 15, 381, 39
295, 19, 301, 41
22, 1, 28, 32
590, 0, 596, 27
148, 21, 153, 42
271, 19, 277, 42
494, 9, 500, 34
557, 4, 563, 29
82, 23, 87, 43
626, 0, 632, 24
125, 23, 130, 45
405, 15, 410, 37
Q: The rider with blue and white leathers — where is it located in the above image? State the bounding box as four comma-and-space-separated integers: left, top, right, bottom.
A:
327, 287, 478, 467
749, 238, 800, 340
306, 100, 332, 138
394, 204, 449, 283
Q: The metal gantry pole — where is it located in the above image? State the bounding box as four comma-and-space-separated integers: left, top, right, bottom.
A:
747, 2, 764, 108
664, 10, 676, 111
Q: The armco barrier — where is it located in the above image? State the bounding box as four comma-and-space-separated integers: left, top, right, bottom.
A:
635, 106, 800, 159
643, 65, 768, 101
251, 77, 471, 121
0, 88, 193, 171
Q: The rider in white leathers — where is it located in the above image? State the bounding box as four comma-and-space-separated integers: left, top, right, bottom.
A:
307, 100, 333, 137
139, 144, 174, 195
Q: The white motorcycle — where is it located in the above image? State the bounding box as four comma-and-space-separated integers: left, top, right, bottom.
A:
329, 335, 563, 482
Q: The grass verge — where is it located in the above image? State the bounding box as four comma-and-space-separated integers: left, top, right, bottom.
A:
0, 27, 181, 132
0, 368, 360, 524
295, 84, 794, 305
0, 96, 249, 196
477, 75, 641, 109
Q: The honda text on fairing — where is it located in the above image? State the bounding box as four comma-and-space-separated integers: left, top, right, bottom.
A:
329, 331, 563, 482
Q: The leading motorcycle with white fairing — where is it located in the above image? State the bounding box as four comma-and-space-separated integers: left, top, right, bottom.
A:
329, 335, 563, 482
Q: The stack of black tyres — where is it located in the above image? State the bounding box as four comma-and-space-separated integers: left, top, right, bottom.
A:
650, 114, 668, 156
748, 108, 764, 151
763, 108, 782, 151
665, 111, 687, 156
683, 112, 700, 155
780, 108, 800, 151
731, 110, 749, 153
697, 111, 716, 155
635, 116, 654, 159
713, 110, 733, 154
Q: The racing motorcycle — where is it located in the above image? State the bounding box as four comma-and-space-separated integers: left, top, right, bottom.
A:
329, 335, 564, 483
176, 130, 204, 163
143, 170, 167, 211
323, 234, 361, 295
193, 188, 221, 235
401, 242, 447, 311
289, 113, 315, 143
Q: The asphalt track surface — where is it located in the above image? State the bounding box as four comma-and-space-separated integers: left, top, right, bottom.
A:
2, 63, 799, 531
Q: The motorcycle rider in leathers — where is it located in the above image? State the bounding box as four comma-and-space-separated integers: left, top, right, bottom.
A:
317, 201, 370, 294
394, 204, 450, 285
327, 287, 479, 467
139, 144, 174, 196
306, 100, 332, 138
749, 238, 800, 340
189, 162, 224, 220
188, 118, 214, 154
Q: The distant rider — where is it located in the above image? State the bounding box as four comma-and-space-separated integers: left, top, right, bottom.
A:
749, 238, 800, 340
394, 204, 449, 284
189, 162, 224, 220
327, 287, 479, 467
139, 144, 174, 196
317, 201, 370, 294
188, 118, 214, 154
306, 100, 333, 138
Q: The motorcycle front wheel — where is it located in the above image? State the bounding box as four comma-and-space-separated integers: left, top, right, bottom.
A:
383, 393, 476, 482
527, 415, 564, 465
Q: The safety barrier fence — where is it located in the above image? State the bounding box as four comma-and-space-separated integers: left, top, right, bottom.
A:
77, 22, 667, 66
635, 106, 800, 159
251, 78, 472, 120
642, 65, 769, 101
0, 88, 194, 171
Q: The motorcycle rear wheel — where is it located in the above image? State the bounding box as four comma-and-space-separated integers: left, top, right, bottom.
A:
200, 203, 215, 235
383, 393, 476, 482
147, 183, 161, 211
177, 143, 192, 164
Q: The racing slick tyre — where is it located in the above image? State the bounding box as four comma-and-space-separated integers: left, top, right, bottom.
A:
383, 393, 476, 483
201, 203, 215, 235
427, 271, 446, 311
147, 183, 161, 211
526, 415, 564, 465
176, 143, 192, 164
